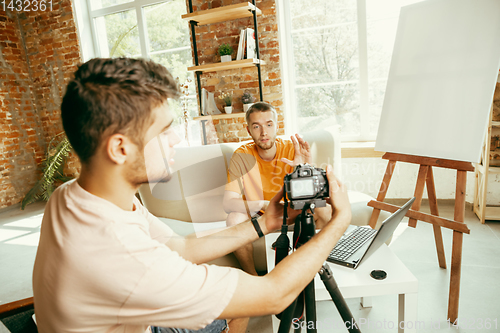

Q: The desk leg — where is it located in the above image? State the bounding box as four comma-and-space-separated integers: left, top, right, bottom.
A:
398, 293, 417, 333
201, 120, 208, 145
271, 315, 279, 332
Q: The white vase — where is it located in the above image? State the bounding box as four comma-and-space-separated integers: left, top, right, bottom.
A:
201, 88, 221, 115
221, 55, 232, 62
224, 106, 232, 114
243, 103, 254, 112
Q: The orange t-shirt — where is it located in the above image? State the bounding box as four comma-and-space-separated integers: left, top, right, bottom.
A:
225, 138, 295, 201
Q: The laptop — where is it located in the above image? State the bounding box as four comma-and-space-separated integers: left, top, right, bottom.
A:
327, 197, 415, 269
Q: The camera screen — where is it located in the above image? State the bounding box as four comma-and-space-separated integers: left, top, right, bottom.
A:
291, 179, 314, 198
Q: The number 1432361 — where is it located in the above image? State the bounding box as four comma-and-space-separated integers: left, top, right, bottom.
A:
2, 0, 53, 11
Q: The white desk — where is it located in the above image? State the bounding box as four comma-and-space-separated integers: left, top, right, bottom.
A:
265, 232, 418, 333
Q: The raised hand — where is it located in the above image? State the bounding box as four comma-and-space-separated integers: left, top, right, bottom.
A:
280, 134, 312, 166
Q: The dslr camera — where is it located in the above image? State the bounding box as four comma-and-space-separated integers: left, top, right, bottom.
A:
284, 164, 329, 210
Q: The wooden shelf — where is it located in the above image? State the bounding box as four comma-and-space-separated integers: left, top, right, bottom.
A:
181, 2, 261, 26
484, 206, 500, 220
188, 58, 265, 73
474, 106, 500, 222
193, 113, 245, 121
476, 162, 500, 174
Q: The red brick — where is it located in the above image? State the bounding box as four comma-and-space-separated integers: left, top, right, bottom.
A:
239, 82, 259, 89
268, 72, 278, 80
264, 79, 281, 86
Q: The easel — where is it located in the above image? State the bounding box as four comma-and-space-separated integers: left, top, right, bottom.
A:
367, 152, 472, 323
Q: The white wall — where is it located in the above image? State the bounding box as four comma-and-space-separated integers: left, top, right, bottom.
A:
341, 158, 500, 206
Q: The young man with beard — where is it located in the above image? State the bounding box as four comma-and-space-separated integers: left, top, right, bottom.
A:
32, 58, 351, 333
223, 102, 332, 275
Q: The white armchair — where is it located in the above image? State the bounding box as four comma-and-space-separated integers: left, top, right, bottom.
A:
138, 127, 390, 271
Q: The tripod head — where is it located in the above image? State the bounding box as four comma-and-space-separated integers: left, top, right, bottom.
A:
292, 202, 317, 250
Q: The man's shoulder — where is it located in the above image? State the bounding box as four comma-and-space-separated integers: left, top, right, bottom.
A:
45, 179, 75, 205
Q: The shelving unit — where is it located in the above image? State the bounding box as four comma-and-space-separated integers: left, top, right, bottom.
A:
181, 2, 261, 25
183, 1, 264, 145
193, 113, 245, 121
473, 106, 500, 223
187, 58, 266, 73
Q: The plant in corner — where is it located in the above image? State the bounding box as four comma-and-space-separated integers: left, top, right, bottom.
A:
218, 92, 233, 114
22, 133, 73, 209
241, 91, 256, 112
218, 43, 233, 62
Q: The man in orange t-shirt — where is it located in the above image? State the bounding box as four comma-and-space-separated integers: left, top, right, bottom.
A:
223, 102, 332, 275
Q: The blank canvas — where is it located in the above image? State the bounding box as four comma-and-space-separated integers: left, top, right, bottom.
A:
375, 0, 500, 163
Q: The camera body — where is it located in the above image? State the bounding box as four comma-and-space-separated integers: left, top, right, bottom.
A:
284, 164, 329, 210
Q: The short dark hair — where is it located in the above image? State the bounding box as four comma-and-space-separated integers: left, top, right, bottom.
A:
61, 57, 179, 165
245, 101, 277, 124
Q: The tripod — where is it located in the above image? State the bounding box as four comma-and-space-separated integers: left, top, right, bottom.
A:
274, 202, 362, 333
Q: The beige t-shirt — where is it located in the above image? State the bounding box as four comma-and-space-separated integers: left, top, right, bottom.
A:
33, 179, 238, 333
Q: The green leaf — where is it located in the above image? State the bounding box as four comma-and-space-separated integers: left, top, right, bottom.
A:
22, 136, 74, 209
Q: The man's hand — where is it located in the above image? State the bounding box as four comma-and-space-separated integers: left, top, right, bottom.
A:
262, 187, 287, 232
262, 188, 302, 232
325, 165, 351, 223
281, 134, 312, 166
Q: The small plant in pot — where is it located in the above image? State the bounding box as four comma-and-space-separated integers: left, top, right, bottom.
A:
218, 43, 233, 62
241, 91, 256, 112
219, 92, 233, 114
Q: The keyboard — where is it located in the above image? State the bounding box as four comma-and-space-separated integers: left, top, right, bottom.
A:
328, 227, 377, 261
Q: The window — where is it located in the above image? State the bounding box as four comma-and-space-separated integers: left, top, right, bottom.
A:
278, 0, 424, 142
78, 0, 200, 145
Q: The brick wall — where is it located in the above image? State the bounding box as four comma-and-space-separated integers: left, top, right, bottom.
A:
187, 0, 284, 144
0, 1, 81, 210
0, 10, 44, 209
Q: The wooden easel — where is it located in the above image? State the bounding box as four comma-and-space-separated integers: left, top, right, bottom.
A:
367, 152, 472, 323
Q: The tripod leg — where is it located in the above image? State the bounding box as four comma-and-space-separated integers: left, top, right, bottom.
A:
278, 294, 299, 333
278, 289, 308, 333
293, 298, 304, 333
304, 280, 317, 333
319, 264, 362, 333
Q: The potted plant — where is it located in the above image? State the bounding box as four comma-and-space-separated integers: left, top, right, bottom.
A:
219, 92, 233, 114
241, 91, 256, 112
218, 43, 233, 62
22, 133, 73, 209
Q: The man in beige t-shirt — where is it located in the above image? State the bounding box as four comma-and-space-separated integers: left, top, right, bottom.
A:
33, 58, 352, 333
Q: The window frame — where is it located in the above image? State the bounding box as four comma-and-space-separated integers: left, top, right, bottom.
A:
73, 0, 201, 146
75, 0, 192, 60
277, 0, 378, 143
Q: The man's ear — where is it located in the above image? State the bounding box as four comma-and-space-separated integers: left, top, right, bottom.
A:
106, 133, 130, 165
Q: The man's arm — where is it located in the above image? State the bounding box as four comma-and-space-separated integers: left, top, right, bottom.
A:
165, 213, 269, 264
218, 165, 351, 318
222, 189, 269, 216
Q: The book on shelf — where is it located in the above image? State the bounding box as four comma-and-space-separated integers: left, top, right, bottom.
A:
236, 29, 246, 60
245, 27, 256, 59
236, 28, 256, 60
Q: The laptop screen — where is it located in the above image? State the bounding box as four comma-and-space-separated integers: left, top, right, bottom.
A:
358, 197, 415, 265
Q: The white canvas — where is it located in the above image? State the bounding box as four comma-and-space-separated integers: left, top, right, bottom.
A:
375, 0, 500, 163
